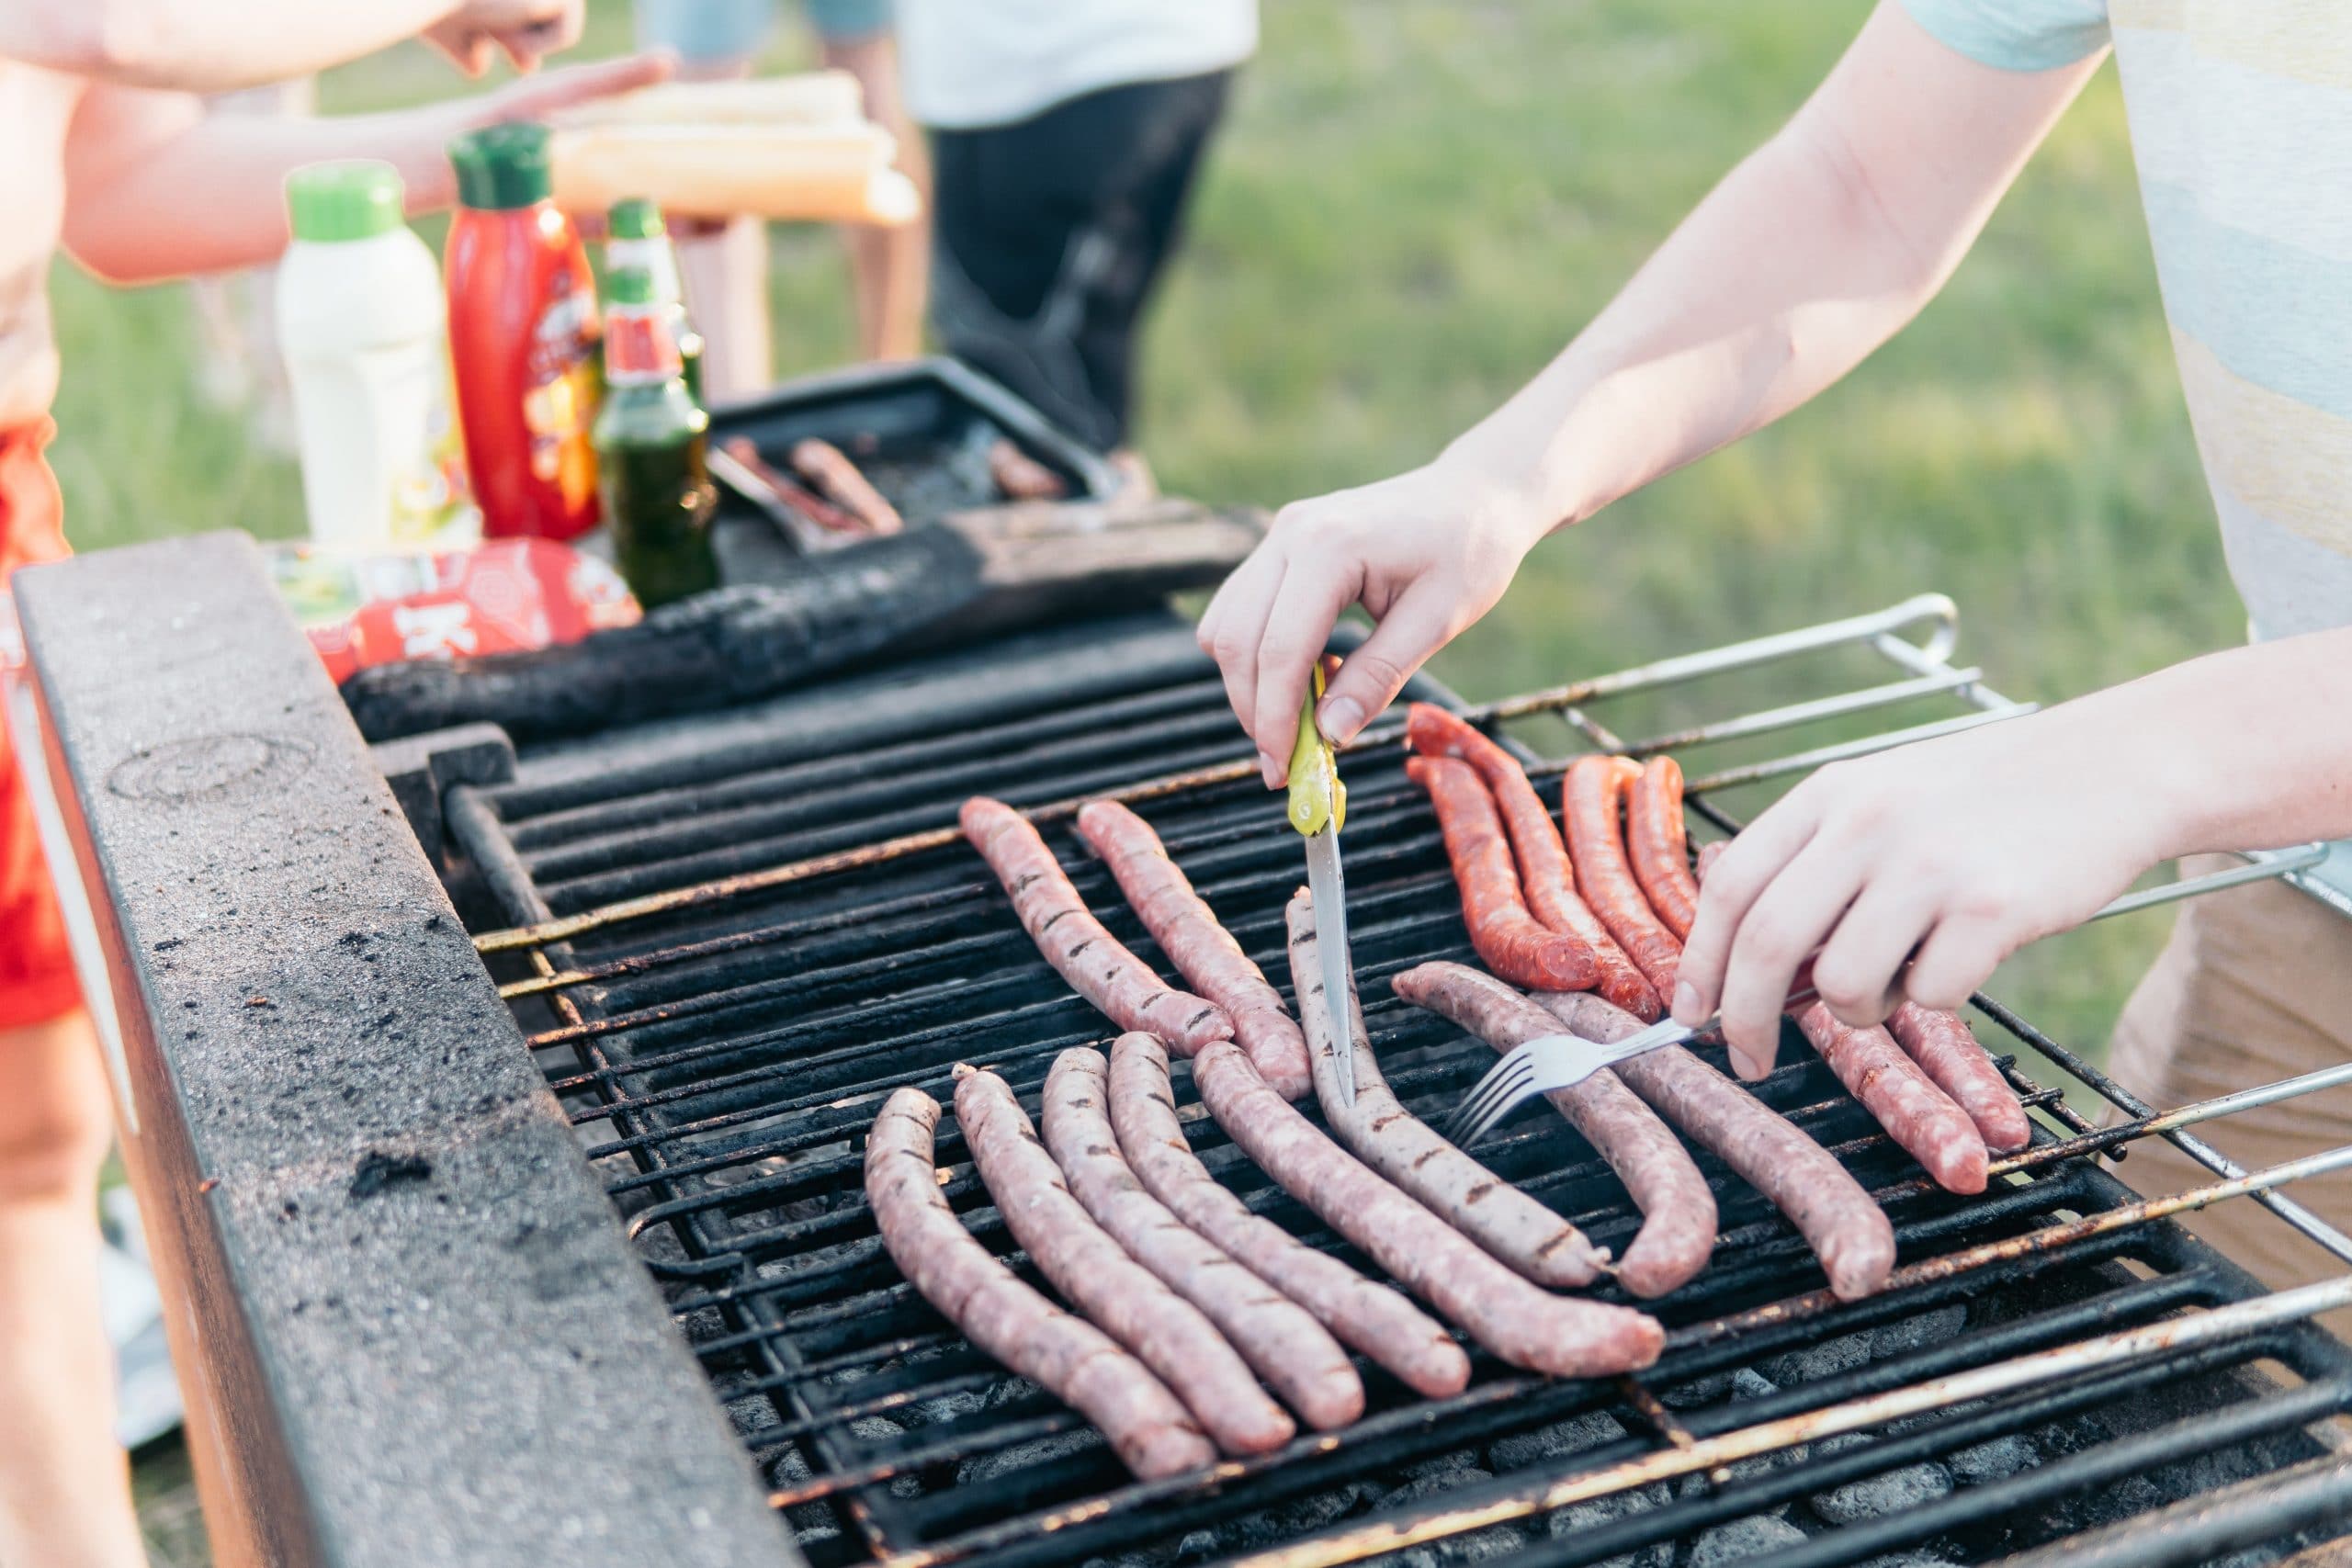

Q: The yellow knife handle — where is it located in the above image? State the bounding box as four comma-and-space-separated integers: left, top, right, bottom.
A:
1286, 661, 1348, 836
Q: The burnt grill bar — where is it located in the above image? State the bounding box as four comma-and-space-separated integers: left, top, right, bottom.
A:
426, 602, 2352, 1565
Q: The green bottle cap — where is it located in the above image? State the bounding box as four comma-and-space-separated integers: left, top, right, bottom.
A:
605, 265, 659, 307
448, 122, 554, 211
285, 160, 405, 243
607, 197, 667, 241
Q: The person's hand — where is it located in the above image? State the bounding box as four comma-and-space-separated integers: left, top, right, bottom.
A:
1670, 709, 2174, 1077
425, 0, 587, 77
455, 50, 674, 129
1198, 458, 1550, 787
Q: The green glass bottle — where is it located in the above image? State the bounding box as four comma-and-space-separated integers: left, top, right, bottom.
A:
605, 197, 706, 402
594, 265, 718, 608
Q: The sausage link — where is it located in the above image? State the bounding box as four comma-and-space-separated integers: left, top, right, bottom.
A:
1042, 1048, 1363, 1429
1406, 705, 1659, 1020
961, 796, 1233, 1051
1561, 756, 1686, 1000
1530, 992, 1896, 1301
1389, 962, 1714, 1298
1792, 1003, 1989, 1195
1076, 800, 1311, 1100
1286, 889, 1610, 1287
1190, 1039, 1665, 1378
988, 438, 1069, 501
1887, 1002, 2031, 1154
789, 436, 904, 534
953, 1067, 1294, 1454
1626, 757, 1701, 942
865, 1088, 1214, 1478
1107, 1033, 1471, 1398
1407, 755, 1600, 992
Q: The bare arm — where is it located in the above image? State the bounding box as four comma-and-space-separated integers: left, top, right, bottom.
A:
1201, 1, 2106, 775
1, 0, 583, 93
59, 53, 670, 285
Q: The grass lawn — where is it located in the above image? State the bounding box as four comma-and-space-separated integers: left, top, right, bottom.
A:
49, 3, 2222, 1059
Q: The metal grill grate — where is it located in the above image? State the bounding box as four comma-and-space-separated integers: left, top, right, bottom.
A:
444, 603, 2352, 1568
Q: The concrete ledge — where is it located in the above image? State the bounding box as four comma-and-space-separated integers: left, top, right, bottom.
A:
16, 533, 791, 1568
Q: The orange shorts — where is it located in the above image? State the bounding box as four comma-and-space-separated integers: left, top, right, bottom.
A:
0, 418, 78, 1030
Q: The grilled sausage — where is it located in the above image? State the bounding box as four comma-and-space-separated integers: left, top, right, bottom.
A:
953, 1067, 1294, 1455
1405, 705, 1660, 1021
988, 438, 1069, 502
961, 797, 1233, 1052
1792, 1003, 1988, 1195
1389, 962, 1714, 1298
1042, 1048, 1363, 1428
1685, 835, 1993, 1193
1561, 756, 1686, 1001
1529, 991, 1896, 1300
1407, 755, 1600, 993
1887, 1001, 2031, 1154
1075, 800, 1311, 1100
1286, 889, 1611, 1287
1626, 756, 1701, 942
1190, 1038, 1665, 1378
1106, 1033, 1472, 1398
789, 436, 904, 534
865, 1087, 1214, 1478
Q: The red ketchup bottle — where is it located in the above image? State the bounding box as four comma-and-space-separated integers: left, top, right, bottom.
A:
445, 122, 604, 540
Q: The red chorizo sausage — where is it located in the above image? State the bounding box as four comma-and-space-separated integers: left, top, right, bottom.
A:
1106, 1033, 1471, 1398
1405, 705, 1660, 1021
1190, 1038, 1665, 1379
952, 1067, 1294, 1455
1389, 962, 1715, 1298
865, 1087, 1215, 1478
1075, 799, 1311, 1100
1887, 1001, 2031, 1154
1626, 757, 1701, 942
1041, 1048, 1363, 1429
1561, 756, 1686, 1001
1407, 755, 1600, 992
961, 796, 1233, 1052
1792, 1003, 1989, 1195
789, 436, 904, 534
1286, 890, 1610, 1288
1529, 991, 1896, 1300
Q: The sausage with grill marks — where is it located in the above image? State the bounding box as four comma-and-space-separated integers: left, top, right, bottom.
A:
1887, 1001, 2031, 1154
1189, 1038, 1664, 1378
1405, 705, 1659, 1021
1407, 755, 1600, 993
1389, 962, 1714, 1298
864, 1087, 1215, 1478
1042, 1047, 1363, 1428
1284, 889, 1610, 1288
1561, 756, 1686, 1001
1528, 991, 1896, 1300
790, 436, 904, 534
1075, 799, 1311, 1100
952, 1067, 1294, 1455
1626, 756, 1702, 942
961, 796, 1233, 1052
1106, 1033, 1471, 1398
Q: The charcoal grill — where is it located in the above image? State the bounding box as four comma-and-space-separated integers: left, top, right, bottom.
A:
17, 534, 2352, 1568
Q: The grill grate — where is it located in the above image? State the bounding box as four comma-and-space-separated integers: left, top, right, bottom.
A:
444, 607, 2352, 1568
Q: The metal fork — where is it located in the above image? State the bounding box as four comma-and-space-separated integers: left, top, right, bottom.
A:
1442, 985, 1821, 1148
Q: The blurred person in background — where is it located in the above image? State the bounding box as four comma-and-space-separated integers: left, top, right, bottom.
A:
634, 0, 928, 390
183, 76, 314, 451
898, 0, 1256, 471
0, 6, 664, 1560
1201, 2, 2352, 1292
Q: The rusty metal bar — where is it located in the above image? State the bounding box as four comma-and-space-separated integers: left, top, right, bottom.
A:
1681, 705, 2030, 796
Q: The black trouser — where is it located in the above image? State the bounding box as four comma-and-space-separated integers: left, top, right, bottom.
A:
929, 70, 1234, 451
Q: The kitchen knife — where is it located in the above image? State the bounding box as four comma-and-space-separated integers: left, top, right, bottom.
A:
1287, 663, 1356, 1104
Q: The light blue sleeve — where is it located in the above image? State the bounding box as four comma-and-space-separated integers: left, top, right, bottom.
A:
1900, 0, 2110, 71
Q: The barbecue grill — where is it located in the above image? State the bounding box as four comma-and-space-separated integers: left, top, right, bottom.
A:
17, 533, 2352, 1568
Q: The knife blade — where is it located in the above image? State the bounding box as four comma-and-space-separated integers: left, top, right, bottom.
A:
1286, 665, 1356, 1103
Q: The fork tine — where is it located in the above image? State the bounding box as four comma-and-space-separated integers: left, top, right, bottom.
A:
1455, 1087, 1523, 1149
1443, 1057, 1534, 1145
1442, 1049, 1525, 1135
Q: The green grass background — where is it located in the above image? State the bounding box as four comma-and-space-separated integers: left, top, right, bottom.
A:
51, 0, 2223, 1065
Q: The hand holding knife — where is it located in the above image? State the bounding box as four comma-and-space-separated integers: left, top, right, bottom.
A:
1288, 660, 1359, 1103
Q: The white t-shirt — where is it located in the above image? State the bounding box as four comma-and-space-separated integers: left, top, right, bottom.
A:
897, 0, 1258, 130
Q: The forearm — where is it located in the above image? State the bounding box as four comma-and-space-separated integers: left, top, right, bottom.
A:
0, 1, 459, 91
